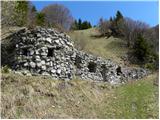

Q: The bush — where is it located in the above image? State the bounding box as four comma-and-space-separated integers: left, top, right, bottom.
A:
2, 65, 10, 73
36, 12, 45, 26
98, 18, 111, 36
133, 35, 158, 70
133, 35, 151, 63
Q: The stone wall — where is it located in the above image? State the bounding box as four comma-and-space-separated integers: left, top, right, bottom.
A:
74, 50, 123, 84
2, 27, 149, 85
15, 27, 75, 80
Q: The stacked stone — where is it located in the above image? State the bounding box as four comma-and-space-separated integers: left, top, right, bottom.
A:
15, 27, 75, 80
74, 50, 123, 84
121, 67, 149, 80
12, 27, 149, 85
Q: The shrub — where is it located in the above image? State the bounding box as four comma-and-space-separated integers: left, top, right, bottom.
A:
98, 18, 111, 36
2, 65, 10, 73
36, 12, 45, 26
133, 35, 151, 63
133, 35, 158, 70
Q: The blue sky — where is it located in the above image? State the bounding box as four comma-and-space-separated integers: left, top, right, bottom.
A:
31, 1, 159, 27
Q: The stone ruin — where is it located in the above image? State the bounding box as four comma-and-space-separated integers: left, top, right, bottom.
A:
2, 27, 149, 85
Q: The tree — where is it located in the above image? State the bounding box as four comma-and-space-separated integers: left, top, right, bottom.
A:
88, 22, 92, 28
81, 21, 92, 30
71, 20, 78, 30
121, 17, 149, 47
27, 4, 37, 28
41, 4, 73, 31
98, 18, 111, 36
36, 12, 45, 26
1, 1, 32, 27
78, 19, 82, 30
71, 19, 92, 30
133, 34, 151, 63
109, 10, 124, 37
115, 10, 123, 22
1, 1, 17, 27
14, 1, 29, 26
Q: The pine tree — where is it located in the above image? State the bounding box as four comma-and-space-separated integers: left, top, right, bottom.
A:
115, 10, 123, 22
133, 34, 151, 63
78, 19, 82, 30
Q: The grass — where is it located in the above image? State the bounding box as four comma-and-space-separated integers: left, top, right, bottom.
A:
69, 28, 128, 64
1, 72, 158, 119
1, 27, 158, 118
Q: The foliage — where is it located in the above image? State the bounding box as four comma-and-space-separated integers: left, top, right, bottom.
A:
133, 35, 151, 63
1, 1, 35, 28
98, 10, 124, 37
36, 12, 45, 26
81, 21, 92, 29
71, 19, 92, 30
132, 34, 158, 70
1, 1, 17, 27
14, 1, 29, 26
121, 17, 150, 47
98, 18, 112, 36
2, 65, 10, 73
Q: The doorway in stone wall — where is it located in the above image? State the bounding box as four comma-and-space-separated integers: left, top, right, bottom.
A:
47, 48, 54, 57
88, 62, 97, 72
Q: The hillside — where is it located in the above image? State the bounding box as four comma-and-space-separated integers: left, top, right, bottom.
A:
1, 72, 158, 119
1, 28, 159, 119
69, 28, 129, 65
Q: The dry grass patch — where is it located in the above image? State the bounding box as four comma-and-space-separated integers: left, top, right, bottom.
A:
1, 72, 158, 119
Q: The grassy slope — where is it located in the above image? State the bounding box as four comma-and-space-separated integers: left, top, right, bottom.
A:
1, 72, 158, 119
69, 28, 128, 64
1, 28, 159, 118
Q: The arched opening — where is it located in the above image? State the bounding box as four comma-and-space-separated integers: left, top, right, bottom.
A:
116, 66, 122, 75
88, 62, 97, 73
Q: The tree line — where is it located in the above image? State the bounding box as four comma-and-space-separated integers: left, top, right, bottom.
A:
71, 19, 92, 30
1, 1, 92, 31
98, 11, 159, 70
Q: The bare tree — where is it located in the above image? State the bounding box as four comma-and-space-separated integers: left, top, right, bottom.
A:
121, 17, 149, 47
27, 3, 37, 28
98, 18, 112, 36
143, 25, 159, 53
41, 4, 73, 31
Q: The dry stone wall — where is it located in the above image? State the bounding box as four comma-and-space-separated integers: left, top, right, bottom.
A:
15, 27, 75, 80
3, 27, 149, 85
